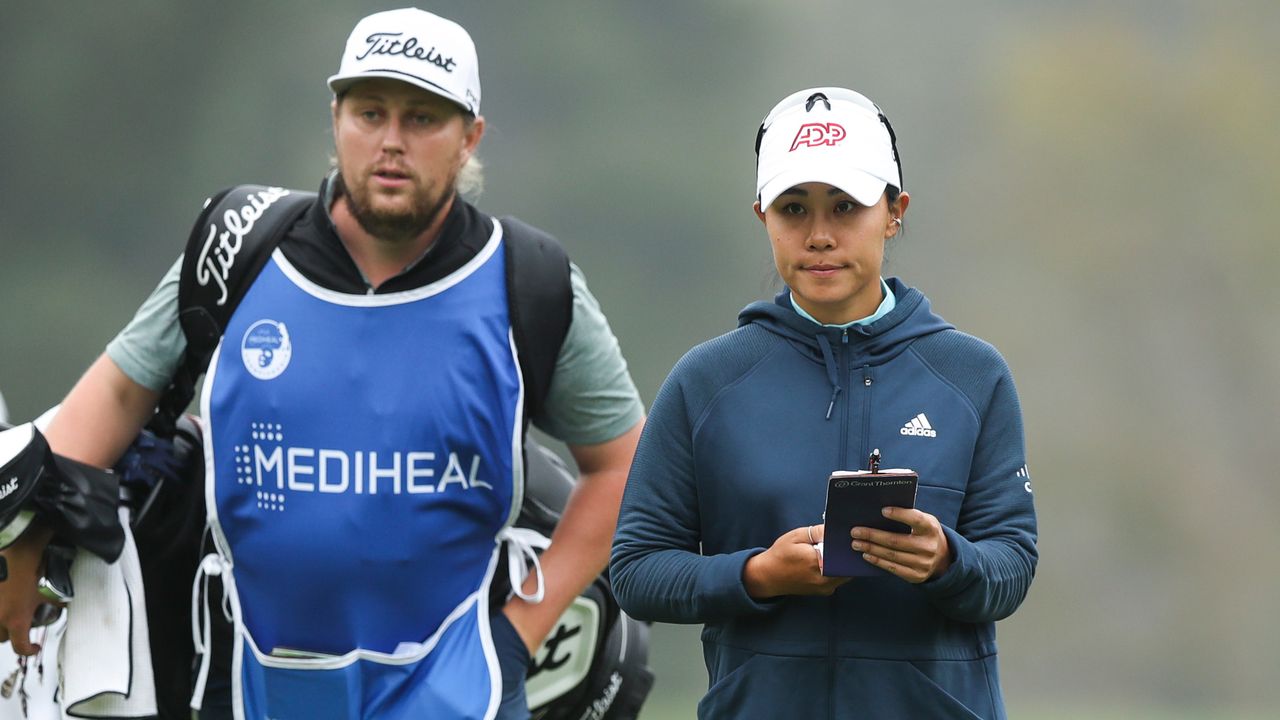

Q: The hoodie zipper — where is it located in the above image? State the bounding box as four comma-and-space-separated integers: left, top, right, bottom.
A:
829, 330, 854, 720
830, 331, 875, 719
837, 329, 850, 468
861, 368, 873, 463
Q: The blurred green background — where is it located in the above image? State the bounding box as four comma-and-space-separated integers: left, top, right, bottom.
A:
3, 1, 1278, 717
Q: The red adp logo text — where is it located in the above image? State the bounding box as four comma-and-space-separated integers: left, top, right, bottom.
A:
790, 122, 847, 151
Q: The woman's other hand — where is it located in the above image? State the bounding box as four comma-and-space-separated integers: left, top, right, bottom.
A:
851, 508, 952, 583
743, 524, 849, 599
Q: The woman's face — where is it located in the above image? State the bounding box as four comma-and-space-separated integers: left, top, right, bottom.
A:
756, 182, 908, 325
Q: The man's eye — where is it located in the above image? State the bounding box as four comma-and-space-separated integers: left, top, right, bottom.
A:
360, 110, 380, 121
412, 114, 435, 126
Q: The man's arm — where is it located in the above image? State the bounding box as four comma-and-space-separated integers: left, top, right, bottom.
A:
501, 420, 642, 654
0, 355, 159, 655
44, 355, 162, 467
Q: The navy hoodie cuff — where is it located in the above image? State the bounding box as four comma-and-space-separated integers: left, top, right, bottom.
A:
919, 525, 979, 599
717, 547, 780, 616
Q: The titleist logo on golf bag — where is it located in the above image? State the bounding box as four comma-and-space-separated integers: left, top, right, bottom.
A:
195, 187, 291, 306
581, 672, 624, 720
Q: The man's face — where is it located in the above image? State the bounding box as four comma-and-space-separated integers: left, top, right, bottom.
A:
332, 78, 484, 242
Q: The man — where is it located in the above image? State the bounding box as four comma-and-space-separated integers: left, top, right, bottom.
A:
0, 8, 643, 719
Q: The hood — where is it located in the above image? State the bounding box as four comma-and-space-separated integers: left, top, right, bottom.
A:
737, 277, 953, 420
738, 277, 952, 363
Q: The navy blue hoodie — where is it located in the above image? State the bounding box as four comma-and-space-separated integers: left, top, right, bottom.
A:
611, 279, 1038, 719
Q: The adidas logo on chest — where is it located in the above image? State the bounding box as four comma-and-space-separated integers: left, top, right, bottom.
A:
900, 413, 937, 438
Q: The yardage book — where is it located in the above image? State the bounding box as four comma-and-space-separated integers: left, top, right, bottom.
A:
821, 456, 918, 577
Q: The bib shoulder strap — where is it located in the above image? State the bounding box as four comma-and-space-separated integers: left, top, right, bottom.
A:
499, 216, 573, 430
151, 185, 313, 436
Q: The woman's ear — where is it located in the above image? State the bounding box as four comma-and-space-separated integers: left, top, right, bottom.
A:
753, 200, 766, 224
892, 191, 911, 221
886, 191, 911, 238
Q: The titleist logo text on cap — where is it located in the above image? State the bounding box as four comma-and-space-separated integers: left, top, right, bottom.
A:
356, 32, 456, 72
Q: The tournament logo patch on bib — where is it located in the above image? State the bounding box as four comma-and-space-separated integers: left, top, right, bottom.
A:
241, 319, 292, 379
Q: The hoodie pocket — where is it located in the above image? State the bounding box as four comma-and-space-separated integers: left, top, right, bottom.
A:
832, 656, 997, 719
916, 484, 964, 528
697, 653, 826, 720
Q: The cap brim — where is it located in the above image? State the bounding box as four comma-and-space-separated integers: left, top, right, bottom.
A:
327, 71, 474, 114
758, 166, 888, 210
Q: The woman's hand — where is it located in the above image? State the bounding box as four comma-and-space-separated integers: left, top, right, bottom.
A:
743, 524, 849, 599
851, 507, 952, 583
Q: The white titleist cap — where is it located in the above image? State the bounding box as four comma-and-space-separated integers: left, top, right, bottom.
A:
327, 8, 481, 115
755, 87, 901, 209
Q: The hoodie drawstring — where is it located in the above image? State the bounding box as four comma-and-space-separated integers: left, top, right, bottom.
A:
816, 334, 843, 421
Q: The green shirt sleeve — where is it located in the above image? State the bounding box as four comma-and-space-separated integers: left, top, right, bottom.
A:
535, 262, 645, 446
105, 256, 186, 392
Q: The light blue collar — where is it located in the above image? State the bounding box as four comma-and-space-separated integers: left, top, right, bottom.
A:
790, 278, 895, 328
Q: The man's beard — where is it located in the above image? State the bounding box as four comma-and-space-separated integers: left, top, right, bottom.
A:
334, 169, 455, 244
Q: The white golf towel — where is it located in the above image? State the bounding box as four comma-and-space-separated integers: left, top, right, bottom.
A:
0, 406, 158, 718
58, 510, 156, 718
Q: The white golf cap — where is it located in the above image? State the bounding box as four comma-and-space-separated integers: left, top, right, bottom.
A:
755, 87, 901, 209
327, 8, 481, 115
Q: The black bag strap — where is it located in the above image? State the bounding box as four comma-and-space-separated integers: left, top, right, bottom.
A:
150, 185, 313, 437
151, 189, 574, 438
499, 215, 574, 430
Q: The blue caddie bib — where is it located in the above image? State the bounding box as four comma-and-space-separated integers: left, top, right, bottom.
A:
199, 221, 523, 719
